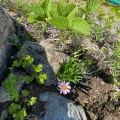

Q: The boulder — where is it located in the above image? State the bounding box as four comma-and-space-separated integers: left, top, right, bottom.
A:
14, 41, 68, 86
39, 92, 87, 120
0, 6, 15, 81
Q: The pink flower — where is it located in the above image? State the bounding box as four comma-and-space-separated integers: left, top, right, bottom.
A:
58, 81, 71, 95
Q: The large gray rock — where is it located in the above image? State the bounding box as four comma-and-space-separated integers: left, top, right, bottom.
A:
0, 6, 15, 81
0, 70, 26, 102
39, 92, 87, 120
15, 41, 68, 86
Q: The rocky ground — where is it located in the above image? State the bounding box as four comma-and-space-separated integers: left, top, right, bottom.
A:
0, 2, 120, 120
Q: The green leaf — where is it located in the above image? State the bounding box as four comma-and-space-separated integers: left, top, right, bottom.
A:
20, 46, 25, 52
27, 97, 37, 106
41, 0, 55, 11
86, 0, 100, 13
41, 0, 55, 17
57, 3, 78, 18
49, 10, 59, 18
12, 92, 19, 102
68, 18, 90, 35
25, 75, 34, 84
65, 4, 78, 18
20, 108, 27, 117
27, 14, 37, 23
38, 73, 47, 84
18, 75, 24, 81
48, 17, 68, 29
22, 90, 29, 97
28, 5, 46, 17
12, 60, 21, 67
13, 113, 17, 118
22, 55, 34, 67
28, 14, 46, 22
57, 2, 66, 16
35, 15, 47, 21
34, 64, 43, 72
9, 103, 21, 114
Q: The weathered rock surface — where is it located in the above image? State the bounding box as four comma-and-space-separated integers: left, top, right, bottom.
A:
39, 41, 67, 73
0, 70, 26, 102
14, 41, 68, 86
0, 6, 15, 81
39, 92, 87, 120
0, 110, 8, 120
26, 114, 38, 120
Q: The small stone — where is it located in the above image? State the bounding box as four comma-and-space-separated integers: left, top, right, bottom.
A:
87, 111, 98, 120
0, 110, 8, 120
26, 114, 37, 120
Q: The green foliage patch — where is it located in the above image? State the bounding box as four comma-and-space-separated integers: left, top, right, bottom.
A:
56, 58, 83, 84
27, 0, 90, 35
2, 47, 47, 119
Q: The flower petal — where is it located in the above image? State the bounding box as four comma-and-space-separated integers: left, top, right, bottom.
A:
66, 89, 70, 93
63, 90, 67, 95
58, 85, 62, 88
59, 82, 64, 86
60, 90, 63, 94
66, 82, 70, 86
67, 85, 71, 89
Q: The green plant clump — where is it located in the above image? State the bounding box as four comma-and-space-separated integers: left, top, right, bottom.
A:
9, 54, 47, 84
56, 47, 97, 84
27, 0, 90, 35
56, 58, 83, 84
2, 51, 47, 119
